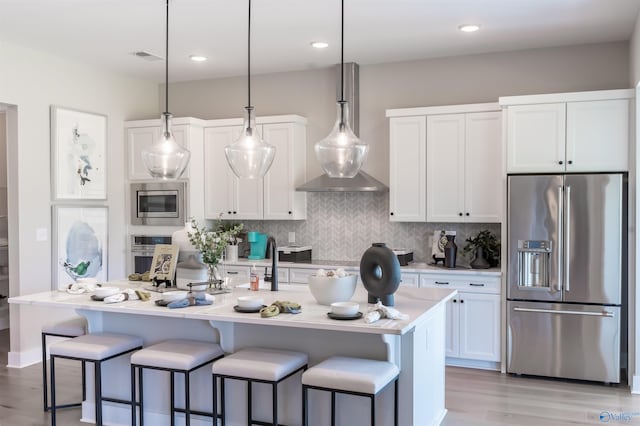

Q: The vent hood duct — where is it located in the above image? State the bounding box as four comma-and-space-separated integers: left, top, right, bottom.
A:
297, 62, 388, 192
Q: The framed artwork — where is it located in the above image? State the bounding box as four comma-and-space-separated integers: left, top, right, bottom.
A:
51, 106, 107, 200
53, 205, 108, 289
149, 244, 179, 282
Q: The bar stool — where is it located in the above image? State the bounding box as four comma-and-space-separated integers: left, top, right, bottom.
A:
49, 332, 143, 426
211, 347, 308, 426
41, 316, 88, 411
130, 339, 225, 426
301, 356, 399, 426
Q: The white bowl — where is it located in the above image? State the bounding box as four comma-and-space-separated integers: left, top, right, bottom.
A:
94, 286, 119, 298
237, 296, 264, 309
330, 301, 359, 316
308, 274, 357, 305
161, 290, 188, 303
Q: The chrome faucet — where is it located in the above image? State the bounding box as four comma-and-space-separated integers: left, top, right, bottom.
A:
267, 236, 278, 291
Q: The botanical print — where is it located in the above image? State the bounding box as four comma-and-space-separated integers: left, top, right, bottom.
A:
51, 106, 107, 200
54, 206, 108, 288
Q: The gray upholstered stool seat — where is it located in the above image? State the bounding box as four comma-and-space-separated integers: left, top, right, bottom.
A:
49, 332, 143, 426
41, 317, 88, 412
130, 339, 224, 426
212, 347, 308, 426
301, 356, 399, 426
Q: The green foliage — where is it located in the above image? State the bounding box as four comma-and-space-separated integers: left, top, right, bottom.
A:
462, 230, 500, 266
188, 216, 243, 266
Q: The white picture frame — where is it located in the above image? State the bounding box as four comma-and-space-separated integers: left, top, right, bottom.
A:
53, 205, 108, 289
51, 106, 107, 200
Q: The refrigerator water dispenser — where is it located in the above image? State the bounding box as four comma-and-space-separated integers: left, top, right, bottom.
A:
517, 240, 551, 288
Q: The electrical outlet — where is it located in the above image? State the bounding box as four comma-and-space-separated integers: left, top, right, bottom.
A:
36, 228, 48, 242
288, 232, 296, 244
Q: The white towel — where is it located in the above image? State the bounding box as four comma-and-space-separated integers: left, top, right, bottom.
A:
364, 301, 409, 324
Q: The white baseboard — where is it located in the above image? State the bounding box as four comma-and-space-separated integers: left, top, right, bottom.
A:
7, 347, 41, 368
446, 357, 501, 371
84, 401, 219, 426
631, 375, 640, 394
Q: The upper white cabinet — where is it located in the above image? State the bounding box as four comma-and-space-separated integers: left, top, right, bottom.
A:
126, 117, 205, 180
426, 111, 501, 223
388, 116, 426, 222
500, 89, 633, 173
387, 103, 502, 223
203, 115, 307, 221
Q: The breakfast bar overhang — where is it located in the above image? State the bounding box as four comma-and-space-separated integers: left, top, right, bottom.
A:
10, 283, 456, 426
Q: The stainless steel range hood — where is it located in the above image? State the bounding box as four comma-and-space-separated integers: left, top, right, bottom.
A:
297, 62, 388, 193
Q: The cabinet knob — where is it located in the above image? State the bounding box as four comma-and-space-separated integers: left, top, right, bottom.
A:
465, 212, 470, 216
460, 299, 464, 304
288, 211, 292, 215
233, 211, 237, 214
227, 211, 232, 215
568, 160, 573, 165
390, 212, 394, 216
453, 299, 457, 303
558, 161, 563, 165
458, 212, 463, 216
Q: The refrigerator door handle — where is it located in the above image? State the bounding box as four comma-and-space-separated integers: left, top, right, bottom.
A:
565, 185, 571, 292
513, 307, 614, 317
556, 185, 563, 292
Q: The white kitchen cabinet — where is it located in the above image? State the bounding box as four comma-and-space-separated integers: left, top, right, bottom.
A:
426, 110, 502, 223
126, 118, 205, 180
400, 272, 420, 287
501, 90, 633, 173
203, 125, 263, 220
388, 116, 426, 222
420, 272, 501, 368
203, 115, 307, 221
262, 121, 307, 220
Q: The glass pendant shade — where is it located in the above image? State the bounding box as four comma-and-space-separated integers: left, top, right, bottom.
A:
315, 101, 369, 178
142, 112, 190, 179
225, 106, 275, 179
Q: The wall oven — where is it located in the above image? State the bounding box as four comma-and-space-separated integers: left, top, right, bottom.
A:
130, 181, 187, 226
130, 235, 172, 274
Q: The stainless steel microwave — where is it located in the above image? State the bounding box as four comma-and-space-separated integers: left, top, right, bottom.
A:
130, 182, 187, 226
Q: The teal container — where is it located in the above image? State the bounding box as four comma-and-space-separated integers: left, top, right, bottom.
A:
247, 232, 268, 260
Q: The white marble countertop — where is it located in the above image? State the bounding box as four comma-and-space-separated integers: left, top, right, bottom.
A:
225, 258, 502, 276
10, 281, 457, 336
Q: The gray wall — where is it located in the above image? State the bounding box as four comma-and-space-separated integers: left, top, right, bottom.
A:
167, 41, 630, 183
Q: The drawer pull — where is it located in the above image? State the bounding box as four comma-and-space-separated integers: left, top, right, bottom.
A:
227, 271, 239, 275
469, 283, 485, 287
435, 281, 449, 285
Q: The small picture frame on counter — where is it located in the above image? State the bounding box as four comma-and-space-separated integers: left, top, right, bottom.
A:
149, 244, 179, 282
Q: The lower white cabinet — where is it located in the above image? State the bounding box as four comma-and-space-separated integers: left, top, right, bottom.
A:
421, 273, 501, 369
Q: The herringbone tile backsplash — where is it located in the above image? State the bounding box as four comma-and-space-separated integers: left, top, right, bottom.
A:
240, 192, 501, 266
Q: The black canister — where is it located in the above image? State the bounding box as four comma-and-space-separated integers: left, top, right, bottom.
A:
444, 235, 457, 269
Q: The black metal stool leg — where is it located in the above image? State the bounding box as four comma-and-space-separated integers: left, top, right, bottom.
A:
331, 390, 336, 426
272, 382, 278, 426
247, 380, 252, 426
212, 374, 218, 426
394, 379, 398, 426
130, 366, 136, 426
370, 394, 375, 426
302, 385, 308, 426
220, 377, 226, 426
95, 362, 103, 426
42, 333, 48, 412
170, 371, 176, 426
185, 371, 191, 426
139, 366, 144, 426
50, 355, 57, 426
81, 361, 86, 401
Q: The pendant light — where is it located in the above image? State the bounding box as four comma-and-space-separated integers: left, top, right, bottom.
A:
314, 0, 368, 178
142, 0, 191, 180
224, 0, 275, 179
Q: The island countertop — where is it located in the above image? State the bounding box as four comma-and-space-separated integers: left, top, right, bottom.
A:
10, 281, 456, 336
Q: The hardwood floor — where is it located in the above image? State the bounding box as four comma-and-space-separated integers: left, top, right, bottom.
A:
1, 328, 638, 425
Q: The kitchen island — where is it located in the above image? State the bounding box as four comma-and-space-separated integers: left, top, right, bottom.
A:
10, 282, 456, 426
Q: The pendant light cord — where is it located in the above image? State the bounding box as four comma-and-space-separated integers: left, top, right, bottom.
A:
164, 0, 169, 115
340, 0, 344, 103
247, 0, 252, 108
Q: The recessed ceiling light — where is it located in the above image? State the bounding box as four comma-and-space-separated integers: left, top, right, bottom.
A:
458, 24, 480, 33
189, 55, 207, 62
311, 41, 329, 49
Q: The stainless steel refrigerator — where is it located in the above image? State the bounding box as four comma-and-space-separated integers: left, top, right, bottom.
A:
507, 173, 626, 383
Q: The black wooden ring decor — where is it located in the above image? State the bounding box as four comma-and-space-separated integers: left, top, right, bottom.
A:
360, 243, 401, 306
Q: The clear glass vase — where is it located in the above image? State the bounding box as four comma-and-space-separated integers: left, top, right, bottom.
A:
207, 263, 221, 289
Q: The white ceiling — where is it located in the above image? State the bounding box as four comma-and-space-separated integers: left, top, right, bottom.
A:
1, 0, 640, 83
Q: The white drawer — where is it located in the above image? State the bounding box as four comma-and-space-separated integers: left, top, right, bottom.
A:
289, 268, 317, 284
400, 272, 420, 288
224, 265, 250, 280
420, 274, 500, 294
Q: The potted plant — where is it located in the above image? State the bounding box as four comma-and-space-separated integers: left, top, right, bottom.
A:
462, 230, 500, 269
